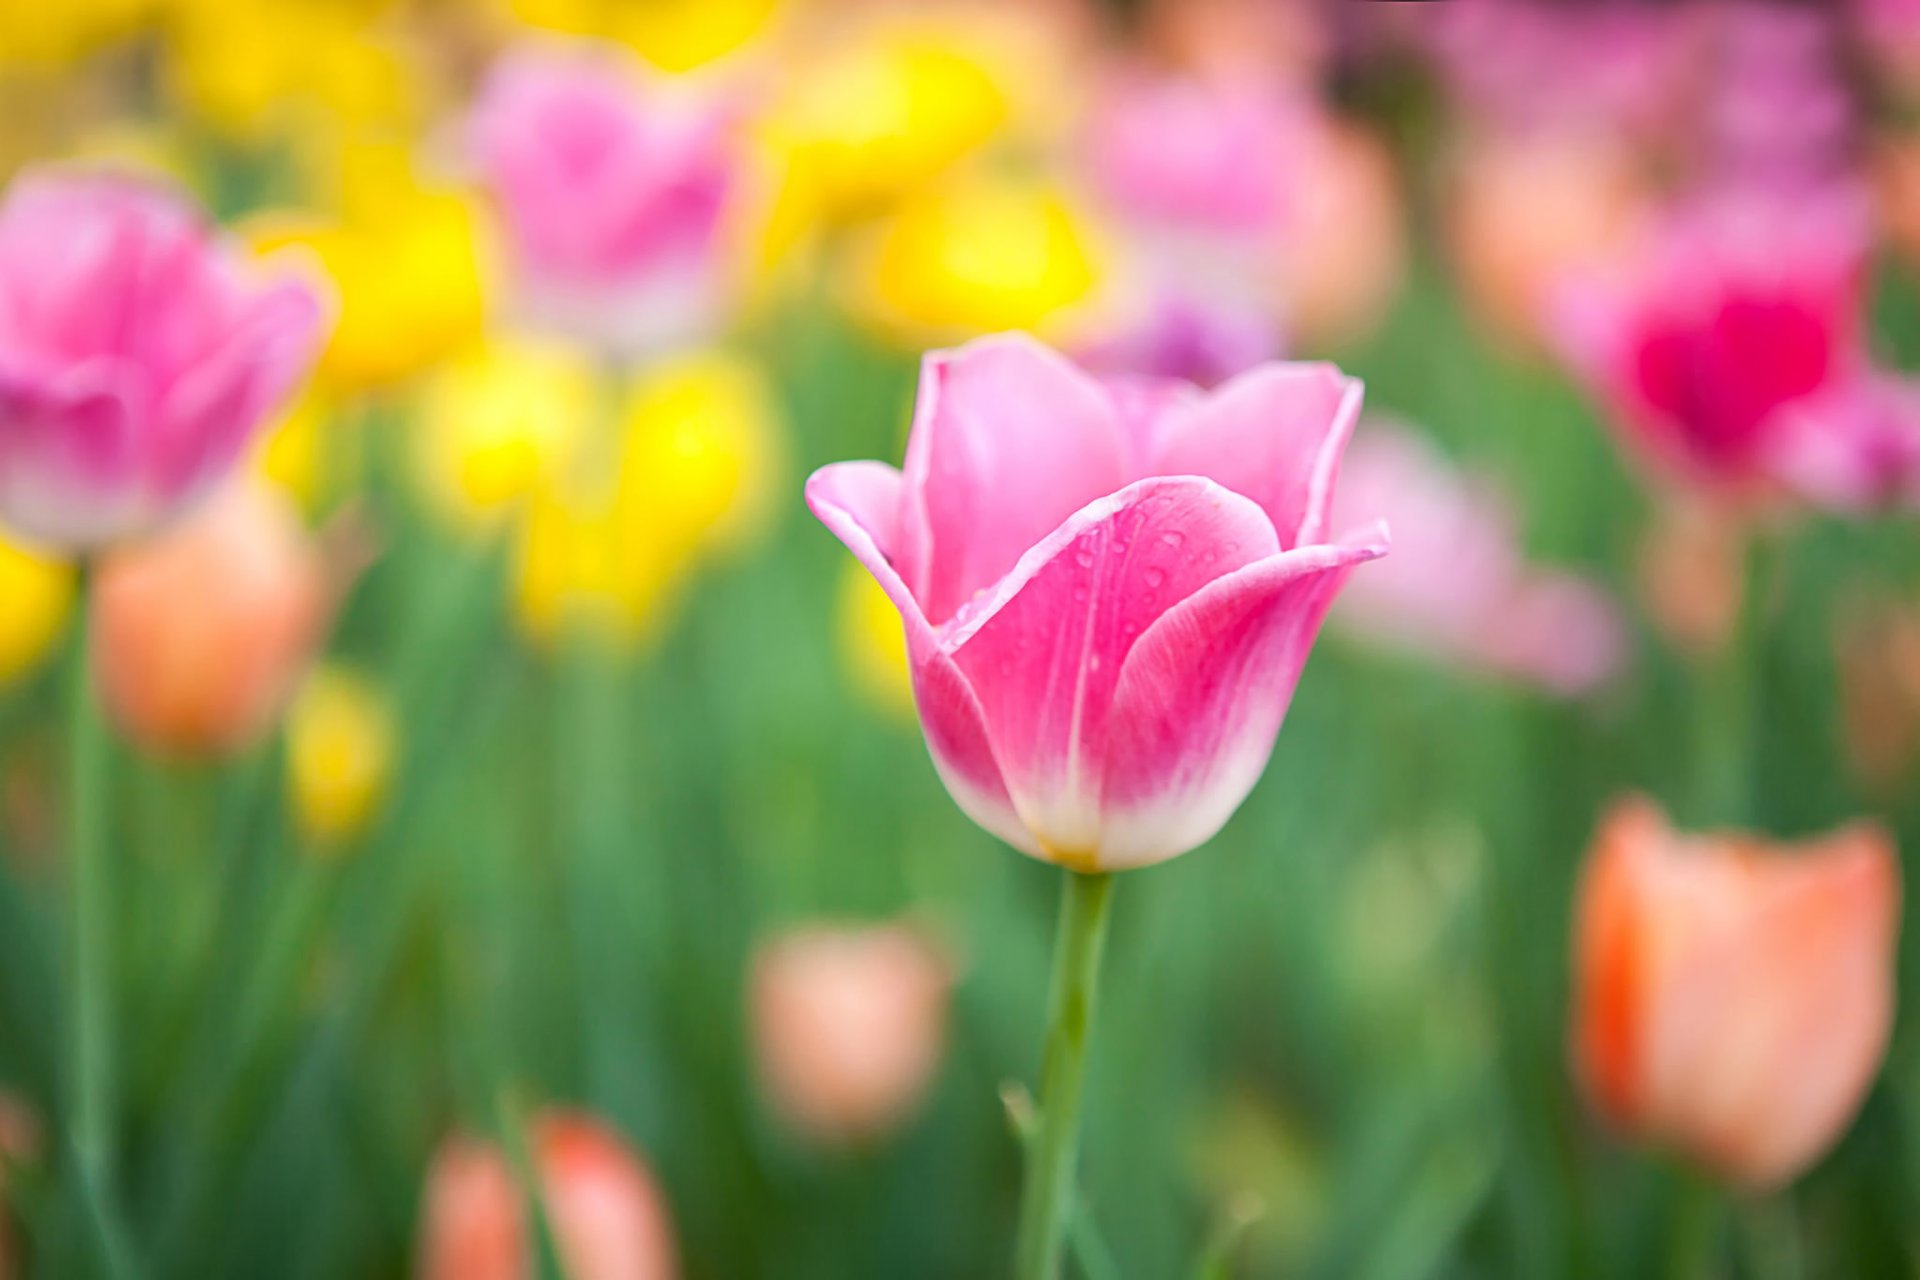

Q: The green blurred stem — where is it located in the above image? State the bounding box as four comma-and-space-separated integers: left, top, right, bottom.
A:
1666, 1167, 1725, 1280
66, 595, 136, 1278
1692, 530, 1778, 828
1014, 870, 1115, 1280
1736, 1191, 1803, 1280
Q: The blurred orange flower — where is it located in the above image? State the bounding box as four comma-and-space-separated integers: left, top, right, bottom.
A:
1571, 795, 1900, 1189
750, 922, 950, 1144
91, 483, 332, 758
418, 1110, 677, 1280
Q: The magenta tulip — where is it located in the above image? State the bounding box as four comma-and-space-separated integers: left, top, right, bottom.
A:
1553, 193, 1880, 502
0, 169, 326, 549
471, 42, 739, 352
807, 333, 1386, 873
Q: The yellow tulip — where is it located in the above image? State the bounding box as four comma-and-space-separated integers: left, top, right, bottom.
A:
248, 146, 489, 392
287, 663, 395, 848
847, 174, 1105, 344
415, 341, 594, 534
617, 349, 781, 554
507, 0, 781, 72
0, 0, 153, 69
763, 26, 1010, 223
511, 348, 783, 648
0, 536, 74, 689
253, 393, 328, 512
163, 0, 410, 140
836, 559, 911, 717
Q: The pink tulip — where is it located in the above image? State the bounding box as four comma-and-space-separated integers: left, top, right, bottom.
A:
418, 1111, 677, 1280
0, 169, 326, 549
1572, 796, 1900, 1189
471, 43, 740, 352
1553, 192, 1882, 502
750, 923, 950, 1145
807, 333, 1386, 872
1330, 423, 1625, 697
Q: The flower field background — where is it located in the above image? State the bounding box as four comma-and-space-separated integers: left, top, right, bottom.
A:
0, 1, 1918, 1277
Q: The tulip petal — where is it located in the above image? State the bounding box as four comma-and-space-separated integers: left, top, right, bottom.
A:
804, 462, 1033, 855
946, 476, 1282, 866
1094, 523, 1388, 870
157, 277, 327, 491
899, 333, 1132, 627
0, 360, 143, 546
1152, 363, 1363, 548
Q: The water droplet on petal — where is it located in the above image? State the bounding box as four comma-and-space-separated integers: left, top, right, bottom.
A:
1143, 567, 1167, 588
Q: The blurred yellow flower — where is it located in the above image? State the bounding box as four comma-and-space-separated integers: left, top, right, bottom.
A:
513, 348, 783, 648
253, 394, 329, 512
618, 349, 781, 554
164, 0, 410, 140
0, 0, 152, 69
848, 174, 1104, 344
837, 560, 911, 717
415, 340, 594, 534
0, 536, 74, 689
507, 0, 781, 72
248, 146, 488, 392
287, 663, 395, 848
763, 25, 1010, 225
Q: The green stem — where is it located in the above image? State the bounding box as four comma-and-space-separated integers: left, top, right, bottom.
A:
1013, 870, 1116, 1280
1736, 1191, 1803, 1280
1692, 529, 1777, 829
66, 595, 135, 1278
1665, 1165, 1724, 1280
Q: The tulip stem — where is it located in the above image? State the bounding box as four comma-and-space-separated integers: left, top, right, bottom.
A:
1014, 869, 1115, 1280
66, 595, 137, 1278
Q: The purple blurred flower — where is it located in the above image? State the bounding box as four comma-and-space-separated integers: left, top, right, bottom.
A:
1331, 421, 1626, 698
472, 42, 742, 354
0, 169, 326, 549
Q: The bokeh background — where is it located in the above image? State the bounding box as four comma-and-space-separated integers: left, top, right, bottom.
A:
1, 0, 1919, 1276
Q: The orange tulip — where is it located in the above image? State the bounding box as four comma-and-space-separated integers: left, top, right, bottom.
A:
417, 1110, 677, 1280
1571, 796, 1900, 1189
750, 923, 950, 1144
91, 482, 333, 758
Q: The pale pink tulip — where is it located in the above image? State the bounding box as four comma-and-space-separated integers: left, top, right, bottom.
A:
90, 481, 332, 757
1572, 796, 1900, 1190
472, 43, 741, 352
417, 1111, 677, 1280
1331, 423, 1624, 697
0, 169, 326, 549
751, 923, 950, 1144
807, 332, 1386, 872
1553, 192, 1885, 503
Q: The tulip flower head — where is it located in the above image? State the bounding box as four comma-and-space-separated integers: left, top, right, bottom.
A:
1572, 796, 1900, 1190
0, 534, 73, 688
751, 922, 950, 1144
1330, 423, 1625, 697
1553, 193, 1895, 505
472, 42, 744, 354
807, 333, 1386, 872
418, 1110, 677, 1280
91, 482, 330, 758
286, 663, 394, 848
0, 168, 327, 549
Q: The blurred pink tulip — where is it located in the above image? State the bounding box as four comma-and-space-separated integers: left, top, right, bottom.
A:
1330, 423, 1625, 697
418, 1111, 677, 1280
1553, 193, 1891, 504
1572, 796, 1900, 1190
472, 43, 741, 352
0, 169, 326, 549
91, 482, 332, 757
807, 332, 1386, 873
751, 923, 950, 1145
